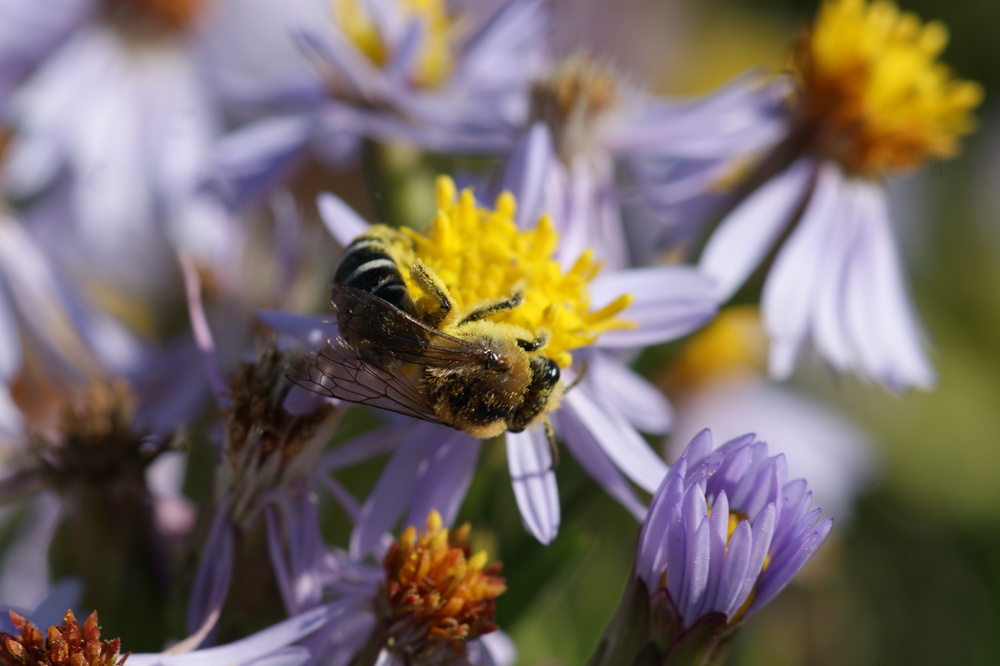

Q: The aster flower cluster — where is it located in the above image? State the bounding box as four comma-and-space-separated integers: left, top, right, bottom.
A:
0, 0, 982, 664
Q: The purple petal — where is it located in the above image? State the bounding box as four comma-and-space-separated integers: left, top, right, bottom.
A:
637, 468, 684, 587
716, 519, 752, 616
319, 423, 409, 473
750, 517, 833, 614
471, 630, 517, 666
555, 402, 647, 520
615, 72, 789, 157
699, 159, 814, 300
294, 28, 390, 105
680, 429, 715, 465
186, 511, 235, 637
318, 192, 371, 247
696, 490, 730, 618
132, 601, 364, 666
497, 123, 553, 228
676, 493, 710, 617
256, 310, 336, 349
843, 181, 935, 390
762, 163, 843, 379
205, 114, 316, 208
0, 290, 21, 381
729, 504, 776, 615
506, 429, 560, 544
583, 352, 673, 434
590, 266, 718, 347
384, 18, 423, 85
563, 387, 668, 493
0, 0, 92, 101
664, 495, 689, 602
351, 428, 441, 558
404, 431, 481, 529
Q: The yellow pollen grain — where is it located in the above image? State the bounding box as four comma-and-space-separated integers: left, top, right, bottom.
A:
334, 0, 455, 89
402, 176, 635, 368
796, 0, 983, 176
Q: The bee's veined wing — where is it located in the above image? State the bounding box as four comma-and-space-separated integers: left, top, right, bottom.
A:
291, 338, 445, 425
333, 284, 505, 370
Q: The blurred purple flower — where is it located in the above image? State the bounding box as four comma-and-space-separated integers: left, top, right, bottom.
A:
206, 0, 549, 207
630, 1, 983, 391
507, 60, 788, 272
0, 0, 322, 308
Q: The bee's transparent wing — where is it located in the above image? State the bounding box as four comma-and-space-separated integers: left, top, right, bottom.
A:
292, 338, 444, 425
333, 285, 503, 369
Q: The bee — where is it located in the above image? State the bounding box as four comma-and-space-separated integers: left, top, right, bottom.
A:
296, 225, 563, 439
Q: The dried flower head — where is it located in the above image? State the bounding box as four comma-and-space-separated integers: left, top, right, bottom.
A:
380, 510, 506, 663
0, 610, 128, 666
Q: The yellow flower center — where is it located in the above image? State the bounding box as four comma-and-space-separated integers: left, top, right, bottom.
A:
667, 306, 766, 389
400, 176, 634, 369
334, 0, 455, 89
794, 0, 983, 176
382, 510, 505, 657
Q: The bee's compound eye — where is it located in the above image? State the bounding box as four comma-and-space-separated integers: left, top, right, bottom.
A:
542, 358, 560, 384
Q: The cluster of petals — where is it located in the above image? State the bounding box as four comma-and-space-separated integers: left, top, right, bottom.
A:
636, 429, 833, 627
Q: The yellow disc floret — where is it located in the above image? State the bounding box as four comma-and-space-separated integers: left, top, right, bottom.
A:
402, 176, 634, 368
668, 306, 767, 388
333, 0, 455, 89
382, 510, 505, 658
795, 0, 983, 176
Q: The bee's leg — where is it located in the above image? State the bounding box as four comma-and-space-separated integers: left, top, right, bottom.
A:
545, 418, 560, 470
458, 290, 524, 326
565, 358, 589, 392
516, 330, 549, 352
410, 260, 452, 327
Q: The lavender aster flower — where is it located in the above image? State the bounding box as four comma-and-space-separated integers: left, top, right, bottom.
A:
590, 429, 832, 666
290, 509, 514, 666
207, 0, 549, 206
0, 0, 313, 311
507, 56, 790, 272
268, 173, 716, 545
634, 0, 983, 391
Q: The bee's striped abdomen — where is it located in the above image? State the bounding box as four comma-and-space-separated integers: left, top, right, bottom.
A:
334, 236, 415, 313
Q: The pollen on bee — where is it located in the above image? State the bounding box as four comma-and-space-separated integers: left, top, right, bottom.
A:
406, 176, 635, 369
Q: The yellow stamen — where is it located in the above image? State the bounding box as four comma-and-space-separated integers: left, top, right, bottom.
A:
382, 510, 505, 657
400, 176, 634, 369
795, 0, 983, 176
333, 0, 455, 89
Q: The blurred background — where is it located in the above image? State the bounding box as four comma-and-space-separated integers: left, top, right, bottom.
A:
2, 0, 999, 664
492, 0, 1000, 664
